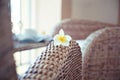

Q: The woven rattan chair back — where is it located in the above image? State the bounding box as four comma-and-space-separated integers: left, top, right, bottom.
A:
83, 27, 120, 80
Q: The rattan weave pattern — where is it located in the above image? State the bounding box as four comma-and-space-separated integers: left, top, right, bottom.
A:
82, 27, 120, 80
52, 19, 116, 40
22, 40, 82, 80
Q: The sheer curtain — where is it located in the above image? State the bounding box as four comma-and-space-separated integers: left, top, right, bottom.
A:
11, 0, 62, 76
11, 0, 61, 35
11, 0, 21, 34
11, 0, 36, 34
36, 0, 61, 35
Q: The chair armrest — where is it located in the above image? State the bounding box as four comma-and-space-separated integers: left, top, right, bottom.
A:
22, 40, 82, 80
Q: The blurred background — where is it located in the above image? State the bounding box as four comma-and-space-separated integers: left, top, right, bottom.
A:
10, 0, 119, 76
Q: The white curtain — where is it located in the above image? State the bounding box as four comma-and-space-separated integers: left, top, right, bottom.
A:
11, 0, 61, 35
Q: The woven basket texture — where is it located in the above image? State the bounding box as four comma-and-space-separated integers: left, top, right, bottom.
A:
22, 40, 82, 80
82, 27, 120, 80
52, 19, 116, 40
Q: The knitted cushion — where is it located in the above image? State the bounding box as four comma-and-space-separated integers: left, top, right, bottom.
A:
22, 40, 82, 80
82, 27, 120, 80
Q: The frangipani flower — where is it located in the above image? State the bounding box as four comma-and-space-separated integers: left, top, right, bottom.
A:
53, 29, 72, 46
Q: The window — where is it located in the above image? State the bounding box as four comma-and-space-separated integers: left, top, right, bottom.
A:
11, 0, 21, 34
11, 0, 37, 35
11, 0, 61, 35
36, 0, 62, 35
11, 0, 61, 76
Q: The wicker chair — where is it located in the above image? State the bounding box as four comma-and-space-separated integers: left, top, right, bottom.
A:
22, 40, 82, 80
21, 26, 120, 80
82, 27, 120, 80
52, 19, 116, 40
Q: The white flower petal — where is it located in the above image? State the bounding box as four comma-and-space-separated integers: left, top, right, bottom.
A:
53, 34, 59, 41
65, 35, 72, 41
59, 29, 64, 36
62, 42, 69, 46
54, 40, 61, 46
53, 29, 72, 46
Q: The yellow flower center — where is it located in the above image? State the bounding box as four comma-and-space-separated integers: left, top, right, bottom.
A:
57, 36, 66, 43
